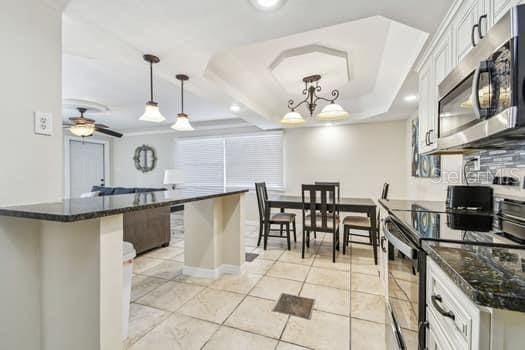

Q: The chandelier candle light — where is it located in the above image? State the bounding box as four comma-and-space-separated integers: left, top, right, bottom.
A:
171, 74, 194, 131
281, 74, 349, 125
139, 54, 166, 123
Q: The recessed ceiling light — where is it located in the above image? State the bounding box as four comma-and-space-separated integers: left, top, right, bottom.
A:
249, 0, 286, 11
229, 103, 241, 113
404, 94, 418, 102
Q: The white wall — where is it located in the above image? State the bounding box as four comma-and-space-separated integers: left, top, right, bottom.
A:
0, 1, 63, 349
111, 133, 175, 188
285, 121, 408, 198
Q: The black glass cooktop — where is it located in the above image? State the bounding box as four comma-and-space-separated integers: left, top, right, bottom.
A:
390, 204, 525, 249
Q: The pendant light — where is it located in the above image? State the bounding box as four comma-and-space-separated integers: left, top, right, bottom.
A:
280, 110, 305, 125
316, 102, 349, 121
171, 74, 194, 131
139, 54, 166, 123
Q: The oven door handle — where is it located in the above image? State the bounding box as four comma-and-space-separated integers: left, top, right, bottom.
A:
383, 218, 417, 259
431, 294, 456, 320
380, 236, 387, 252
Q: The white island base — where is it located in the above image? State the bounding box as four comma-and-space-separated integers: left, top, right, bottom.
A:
0, 191, 246, 350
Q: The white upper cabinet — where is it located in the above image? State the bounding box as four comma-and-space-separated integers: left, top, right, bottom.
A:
452, 0, 487, 65
418, 60, 434, 153
489, 0, 519, 25
429, 32, 453, 148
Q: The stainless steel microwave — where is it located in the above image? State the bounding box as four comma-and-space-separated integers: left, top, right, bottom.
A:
435, 5, 525, 154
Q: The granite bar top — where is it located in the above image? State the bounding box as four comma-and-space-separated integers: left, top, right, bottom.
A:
424, 241, 525, 312
0, 187, 249, 223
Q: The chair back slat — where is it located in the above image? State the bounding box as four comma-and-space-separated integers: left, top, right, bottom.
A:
314, 181, 340, 203
381, 183, 389, 200
255, 182, 268, 222
302, 184, 337, 232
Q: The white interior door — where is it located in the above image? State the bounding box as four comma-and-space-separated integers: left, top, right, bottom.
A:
68, 140, 106, 198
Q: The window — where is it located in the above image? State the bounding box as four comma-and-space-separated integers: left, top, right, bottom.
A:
175, 132, 283, 189
175, 137, 225, 187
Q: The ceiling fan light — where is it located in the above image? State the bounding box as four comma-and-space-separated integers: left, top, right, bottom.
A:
316, 103, 349, 121
70, 123, 95, 137
171, 113, 194, 131
139, 101, 166, 123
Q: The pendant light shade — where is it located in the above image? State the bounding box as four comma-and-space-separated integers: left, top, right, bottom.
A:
280, 110, 305, 125
171, 113, 194, 131
316, 102, 349, 121
171, 74, 194, 131
139, 54, 166, 123
139, 101, 165, 123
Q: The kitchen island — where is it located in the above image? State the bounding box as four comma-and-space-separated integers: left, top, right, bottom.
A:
0, 187, 247, 350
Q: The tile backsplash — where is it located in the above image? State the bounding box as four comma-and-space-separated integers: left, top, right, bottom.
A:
464, 148, 525, 197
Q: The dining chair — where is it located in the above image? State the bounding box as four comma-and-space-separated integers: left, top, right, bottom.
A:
255, 182, 296, 250
342, 182, 389, 264
313, 181, 340, 240
302, 184, 340, 263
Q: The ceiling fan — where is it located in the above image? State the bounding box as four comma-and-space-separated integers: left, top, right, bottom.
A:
63, 107, 123, 138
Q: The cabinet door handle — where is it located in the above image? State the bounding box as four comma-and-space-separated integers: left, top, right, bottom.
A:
380, 236, 387, 252
425, 131, 430, 146
428, 129, 434, 145
478, 14, 487, 39
471, 24, 479, 47
431, 294, 455, 320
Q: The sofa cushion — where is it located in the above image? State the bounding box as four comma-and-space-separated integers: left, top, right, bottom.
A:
134, 187, 166, 193
113, 187, 136, 195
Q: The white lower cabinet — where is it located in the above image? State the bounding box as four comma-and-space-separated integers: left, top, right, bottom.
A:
427, 258, 525, 350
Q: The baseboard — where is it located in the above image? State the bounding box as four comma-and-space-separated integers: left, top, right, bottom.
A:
183, 263, 246, 278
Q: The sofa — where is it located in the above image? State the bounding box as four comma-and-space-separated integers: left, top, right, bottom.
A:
91, 186, 172, 255
91, 186, 166, 196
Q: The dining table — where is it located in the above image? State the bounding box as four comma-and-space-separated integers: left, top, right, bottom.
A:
264, 194, 378, 263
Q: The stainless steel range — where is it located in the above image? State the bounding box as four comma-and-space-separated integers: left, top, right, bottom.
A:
381, 199, 525, 350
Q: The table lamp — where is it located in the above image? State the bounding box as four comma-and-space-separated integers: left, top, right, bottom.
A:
163, 169, 184, 190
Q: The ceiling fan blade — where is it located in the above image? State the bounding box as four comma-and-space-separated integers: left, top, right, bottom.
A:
62, 123, 73, 127
95, 123, 109, 128
95, 127, 123, 138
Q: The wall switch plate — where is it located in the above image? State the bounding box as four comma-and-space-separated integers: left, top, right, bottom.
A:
34, 111, 53, 136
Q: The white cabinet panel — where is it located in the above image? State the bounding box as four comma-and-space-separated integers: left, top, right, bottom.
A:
429, 32, 452, 148
490, 0, 517, 25
418, 60, 433, 153
452, 0, 485, 64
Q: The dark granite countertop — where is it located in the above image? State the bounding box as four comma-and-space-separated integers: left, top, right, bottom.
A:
379, 198, 493, 216
0, 187, 249, 222
424, 241, 525, 312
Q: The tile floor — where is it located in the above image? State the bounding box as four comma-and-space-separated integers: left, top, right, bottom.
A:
125, 213, 387, 350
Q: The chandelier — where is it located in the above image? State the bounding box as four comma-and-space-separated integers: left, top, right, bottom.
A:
281, 74, 349, 125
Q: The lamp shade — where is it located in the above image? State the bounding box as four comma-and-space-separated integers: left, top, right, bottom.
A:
139, 101, 166, 123
171, 113, 194, 131
316, 103, 349, 121
163, 169, 184, 185
280, 111, 305, 125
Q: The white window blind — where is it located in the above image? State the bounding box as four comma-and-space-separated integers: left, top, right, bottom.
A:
175, 137, 225, 186
225, 133, 283, 189
174, 132, 283, 189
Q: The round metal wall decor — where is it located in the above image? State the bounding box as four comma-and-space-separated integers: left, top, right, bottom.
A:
133, 144, 157, 173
